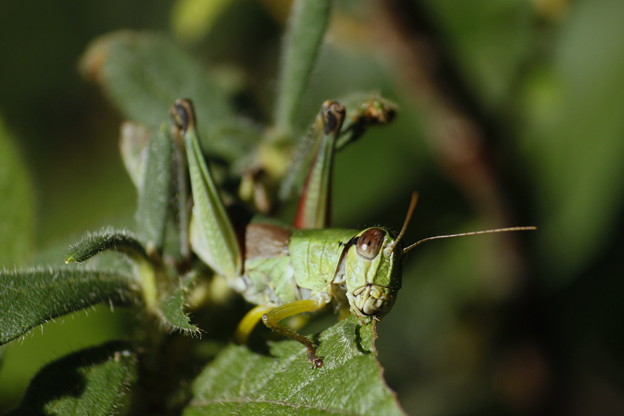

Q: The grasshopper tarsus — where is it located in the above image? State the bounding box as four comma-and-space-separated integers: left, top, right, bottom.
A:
171, 98, 195, 134
321, 100, 345, 135
309, 353, 324, 369
260, 305, 325, 368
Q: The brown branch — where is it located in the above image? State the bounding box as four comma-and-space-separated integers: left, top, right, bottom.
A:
376, 0, 531, 294
374, 4, 554, 413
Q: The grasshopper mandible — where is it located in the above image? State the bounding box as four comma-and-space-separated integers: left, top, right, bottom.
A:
171, 98, 535, 368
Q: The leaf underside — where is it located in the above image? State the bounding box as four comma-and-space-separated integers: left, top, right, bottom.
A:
184, 317, 405, 416
158, 274, 200, 334
274, 0, 332, 137
136, 125, 173, 252
80, 30, 256, 163
65, 228, 147, 264
8, 341, 137, 416
0, 268, 138, 345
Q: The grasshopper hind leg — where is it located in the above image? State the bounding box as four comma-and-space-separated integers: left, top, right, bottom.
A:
293, 101, 345, 230
234, 305, 274, 344
172, 99, 243, 279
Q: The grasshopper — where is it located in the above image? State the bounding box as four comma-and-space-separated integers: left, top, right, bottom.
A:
171, 98, 534, 368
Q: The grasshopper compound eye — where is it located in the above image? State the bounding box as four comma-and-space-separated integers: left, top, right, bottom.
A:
356, 228, 385, 260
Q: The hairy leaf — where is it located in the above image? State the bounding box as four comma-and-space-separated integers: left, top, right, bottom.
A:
8, 341, 136, 416
136, 125, 173, 253
0, 268, 139, 345
274, 0, 332, 138
65, 228, 147, 264
158, 274, 200, 334
184, 317, 405, 416
0, 116, 35, 266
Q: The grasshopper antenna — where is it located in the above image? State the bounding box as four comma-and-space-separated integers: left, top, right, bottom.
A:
402, 226, 537, 254
386, 192, 419, 254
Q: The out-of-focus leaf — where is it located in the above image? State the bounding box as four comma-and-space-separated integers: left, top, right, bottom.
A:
79, 30, 228, 129
426, 0, 535, 109
0, 268, 138, 345
273, 0, 332, 139
0, 116, 35, 266
80, 31, 255, 163
183, 317, 405, 416
65, 228, 147, 264
158, 274, 199, 334
119, 121, 151, 189
522, 0, 624, 284
136, 125, 173, 253
378, 233, 512, 415
8, 341, 136, 416
171, 0, 234, 43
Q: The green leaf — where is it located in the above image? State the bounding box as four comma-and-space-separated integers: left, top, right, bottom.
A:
274, 0, 332, 138
80, 31, 230, 129
0, 267, 139, 345
8, 341, 136, 416
426, 0, 534, 109
184, 317, 405, 416
158, 273, 200, 334
80, 30, 255, 163
65, 229, 161, 310
0, 116, 35, 266
136, 124, 173, 253
521, 0, 624, 284
171, 0, 235, 43
119, 121, 151, 189
65, 228, 148, 264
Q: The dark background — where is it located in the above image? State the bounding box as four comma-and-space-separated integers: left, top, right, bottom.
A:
1, 0, 624, 414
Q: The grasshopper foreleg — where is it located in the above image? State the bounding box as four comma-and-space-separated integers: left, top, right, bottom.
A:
260, 299, 326, 368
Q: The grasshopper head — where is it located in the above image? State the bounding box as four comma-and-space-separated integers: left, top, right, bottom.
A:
343, 192, 537, 320
343, 192, 416, 319
344, 227, 403, 320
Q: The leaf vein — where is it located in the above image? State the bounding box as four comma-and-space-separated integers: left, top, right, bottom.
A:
190, 397, 358, 415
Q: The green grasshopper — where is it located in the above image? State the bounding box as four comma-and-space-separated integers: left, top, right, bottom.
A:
171, 98, 534, 368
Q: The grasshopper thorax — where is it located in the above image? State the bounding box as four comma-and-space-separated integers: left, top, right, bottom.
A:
344, 227, 402, 320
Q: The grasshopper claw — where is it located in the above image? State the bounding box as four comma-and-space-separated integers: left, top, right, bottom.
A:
308, 352, 324, 369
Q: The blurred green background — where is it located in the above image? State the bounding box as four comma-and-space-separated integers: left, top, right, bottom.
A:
1, 0, 624, 414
